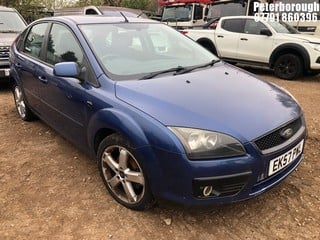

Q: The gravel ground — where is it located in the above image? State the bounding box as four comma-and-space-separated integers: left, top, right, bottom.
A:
0, 69, 319, 240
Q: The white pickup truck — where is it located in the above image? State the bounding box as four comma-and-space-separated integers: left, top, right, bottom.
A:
183, 16, 320, 79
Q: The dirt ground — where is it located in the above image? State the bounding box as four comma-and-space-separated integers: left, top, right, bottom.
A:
0, 69, 319, 240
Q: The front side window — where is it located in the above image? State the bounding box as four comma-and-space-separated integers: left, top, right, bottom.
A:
221, 19, 245, 33
23, 23, 48, 58
244, 19, 267, 35
46, 23, 83, 65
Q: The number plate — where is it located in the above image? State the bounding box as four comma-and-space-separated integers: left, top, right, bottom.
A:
268, 139, 304, 177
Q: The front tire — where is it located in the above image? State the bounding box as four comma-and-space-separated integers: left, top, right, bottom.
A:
12, 82, 35, 121
274, 54, 302, 80
97, 133, 155, 211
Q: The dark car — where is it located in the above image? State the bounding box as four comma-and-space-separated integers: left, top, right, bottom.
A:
0, 6, 26, 82
10, 15, 306, 210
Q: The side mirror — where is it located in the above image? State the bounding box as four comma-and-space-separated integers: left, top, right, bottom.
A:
54, 62, 80, 78
260, 28, 272, 36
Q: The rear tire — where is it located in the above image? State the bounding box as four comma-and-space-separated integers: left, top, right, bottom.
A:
97, 133, 155, 211
274, 54, 302, 80
12, 82, 35, 121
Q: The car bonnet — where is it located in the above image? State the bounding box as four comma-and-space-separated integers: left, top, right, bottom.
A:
0, 33, 19, 46
115, 64, 302, 142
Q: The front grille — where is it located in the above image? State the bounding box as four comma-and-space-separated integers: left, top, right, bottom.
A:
254, 117, 302, 151
0, 46, 10, 60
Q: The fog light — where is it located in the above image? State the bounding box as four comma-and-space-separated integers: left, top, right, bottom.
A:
203, 185, 213, 197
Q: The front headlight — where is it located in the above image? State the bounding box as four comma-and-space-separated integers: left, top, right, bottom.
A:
168, 127, 246, 159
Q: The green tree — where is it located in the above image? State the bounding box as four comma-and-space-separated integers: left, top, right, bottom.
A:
120, 0, 157, 11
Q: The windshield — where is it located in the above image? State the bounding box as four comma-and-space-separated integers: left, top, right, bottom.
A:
208, 2, 247, 19
162, 5, 193, 22
0, 11, 26, 32
267, 20, 299, 34
80, 23, 217, 80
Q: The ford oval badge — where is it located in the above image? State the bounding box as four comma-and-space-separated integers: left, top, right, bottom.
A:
280, 128, 294, 139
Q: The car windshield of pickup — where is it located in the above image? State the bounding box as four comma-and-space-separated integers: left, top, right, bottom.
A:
161, 5, 192, 22
80, 22, 218, 80
267, 20, 299, 34
0, 11, 26, 33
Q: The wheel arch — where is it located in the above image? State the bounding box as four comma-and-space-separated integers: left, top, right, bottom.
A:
196, 38, 217, 55
88, 108, 150, 156
269, 43, 310, 71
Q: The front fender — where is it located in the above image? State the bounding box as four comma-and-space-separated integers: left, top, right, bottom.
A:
86, 107, 184, 157
87, 108, 149, 152
269, 43, 310, 70
86, 107, 185, 197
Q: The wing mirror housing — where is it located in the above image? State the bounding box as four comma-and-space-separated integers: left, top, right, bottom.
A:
260, 28, 272, 36
54, 62, 80, 78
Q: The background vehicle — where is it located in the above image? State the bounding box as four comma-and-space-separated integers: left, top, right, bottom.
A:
10, 15, 306, 210
160, 0, 320, 35
0, 6, 26, 82
183, 16, 320, 79
159, 0, 261, 29
54, 5, 148, 18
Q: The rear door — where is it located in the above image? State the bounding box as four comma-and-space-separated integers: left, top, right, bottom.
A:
215, 18, 245, 59
17, 22, 49, 114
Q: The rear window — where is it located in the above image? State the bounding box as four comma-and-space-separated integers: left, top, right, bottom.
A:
221, 19, 245, 33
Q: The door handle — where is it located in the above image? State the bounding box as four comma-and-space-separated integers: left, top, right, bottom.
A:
217, 35, 224, 38
240, 38, 248, 41
38, 76, 48, 84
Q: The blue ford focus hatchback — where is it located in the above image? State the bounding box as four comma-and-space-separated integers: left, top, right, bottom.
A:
10, 15, 306, 210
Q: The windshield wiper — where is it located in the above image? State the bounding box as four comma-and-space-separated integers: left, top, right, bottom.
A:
174, 59, 221, 75
139, 66, 185, 80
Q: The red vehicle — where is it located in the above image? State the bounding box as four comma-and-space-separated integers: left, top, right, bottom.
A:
159, 0, 262, 28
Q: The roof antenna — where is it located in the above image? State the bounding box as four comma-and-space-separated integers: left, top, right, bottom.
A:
119, 12, 129, 22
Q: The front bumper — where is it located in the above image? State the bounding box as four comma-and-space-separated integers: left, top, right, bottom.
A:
139, 124, 307, 206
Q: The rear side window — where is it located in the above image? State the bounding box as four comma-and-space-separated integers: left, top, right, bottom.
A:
23, 23, 48, 59
221, 19, 245, 33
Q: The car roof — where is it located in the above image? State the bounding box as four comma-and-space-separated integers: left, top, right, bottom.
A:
96, 6, 143, 14
36, 15, 156, 25
54, 5, 148, 18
